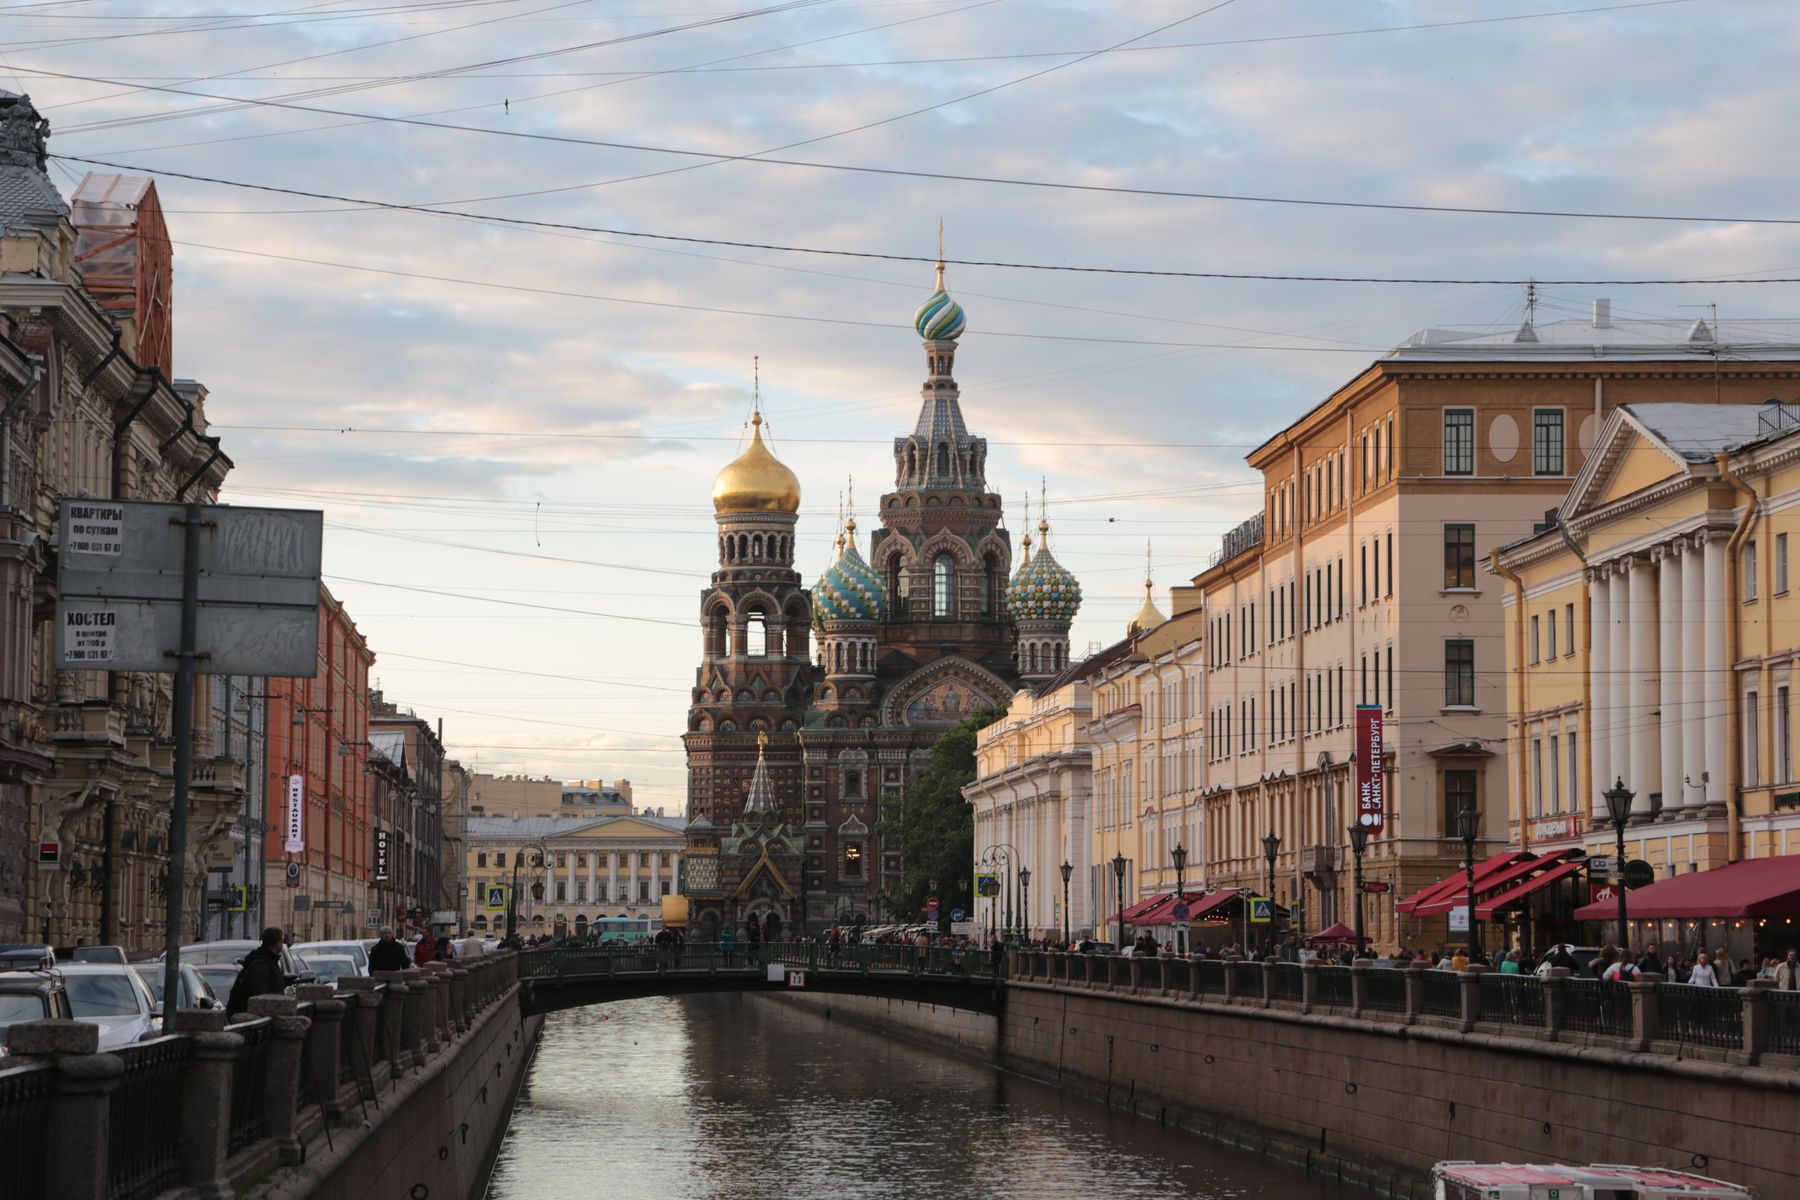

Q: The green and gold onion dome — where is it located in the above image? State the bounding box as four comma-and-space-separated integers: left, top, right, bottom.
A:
1007, 524, 1081, 624
913, 263, 966, 342
712, 411, 801, 515
815, 522, 888, 623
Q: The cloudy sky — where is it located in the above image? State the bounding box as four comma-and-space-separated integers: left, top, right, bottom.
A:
8, 0, 1796, 809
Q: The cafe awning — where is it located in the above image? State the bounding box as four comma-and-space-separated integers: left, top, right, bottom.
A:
1395, 851, 1534, 914
1140, 891, 1237, 926
1413, 848, 1585, 917
1111, 893, 1172, 924
1573, 854, 1800, 920
1475, 859, 1587, 921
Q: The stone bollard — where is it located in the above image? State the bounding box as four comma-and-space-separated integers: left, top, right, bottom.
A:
1458, 965, 1488, 1033
1351, 958, 1376, 1017
373, 971, 413, 1073
335, 978, 385, 1097
249, 996, 309, 1165
171, 1009, 243, 1199
402, 972, 432, 1063
1402, 961, 1427, 1025
1302, 960, 1321, 1013
1629, 972, 1665, 1052
418, 965, 449, 1049
296, 986, 348, 1124
1259, 959, 1275, 1009
1127, 957, 1143, 994
1222, 955, 1242, 1004
6, 1020, 122, 1200
1541, 966, 1570, 1039
448, 966, 470, 1033
1741, 979, 1773, 1065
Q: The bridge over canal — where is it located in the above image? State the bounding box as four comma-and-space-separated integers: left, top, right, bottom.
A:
515, 941, 1005, 1016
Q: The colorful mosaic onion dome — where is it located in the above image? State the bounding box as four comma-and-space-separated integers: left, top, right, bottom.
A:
914, 263, 966, 341
814, 526, 888, 623
712, 411, 801, 515
1007, 527, 1081, 625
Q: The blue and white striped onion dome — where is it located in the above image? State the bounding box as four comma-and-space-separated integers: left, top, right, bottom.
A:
815, 543, 888, 623
914, 288, 966, 341
1007, 545, 1081, 624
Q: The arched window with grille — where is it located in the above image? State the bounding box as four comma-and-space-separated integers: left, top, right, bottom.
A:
933, 554, 955, 617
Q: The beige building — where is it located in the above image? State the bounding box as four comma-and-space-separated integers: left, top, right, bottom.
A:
1490, 401, 1800, 950
462, 812, 685, 937
469, 773, 633, 821
1195, 307, 1800, 952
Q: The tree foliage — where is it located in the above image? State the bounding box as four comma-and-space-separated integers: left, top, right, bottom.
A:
877, 705, 1006, 927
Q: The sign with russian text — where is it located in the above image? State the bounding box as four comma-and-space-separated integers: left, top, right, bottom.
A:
65, 502, 123, 555
1355, 705, 1385, 834
373, 828, 390, 882
284, 773, 305, 853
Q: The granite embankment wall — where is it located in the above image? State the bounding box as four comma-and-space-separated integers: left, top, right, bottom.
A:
771, 990, 999, 1055
261, 989, 542, 1200
1001, 981, 1799, 1199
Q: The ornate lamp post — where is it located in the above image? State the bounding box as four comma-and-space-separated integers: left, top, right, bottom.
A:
1456, 804, 1480, 955
1603, 777, 1635, 954
505, 837, 550, 945
1347, 822, 1369, 954
1171, 842, 1189, 954
1262, 832, 1281, 942
1059, 860, 1072, 948
1111, 853, 1127, 950
1018, 867, 1031, 943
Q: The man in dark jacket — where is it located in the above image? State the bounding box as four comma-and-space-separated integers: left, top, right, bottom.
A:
227, 927, 288, 1015
367, 927, 412, 973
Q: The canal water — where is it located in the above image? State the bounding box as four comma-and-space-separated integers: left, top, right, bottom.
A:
486, 994, 1356, 1200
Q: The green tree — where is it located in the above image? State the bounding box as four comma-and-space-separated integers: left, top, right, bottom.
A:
877, 705, 1006, 929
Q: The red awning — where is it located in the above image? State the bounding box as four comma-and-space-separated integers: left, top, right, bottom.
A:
1413, 849, 1585, 917
1306, 921, 1362, 943
1395, 851, 1534, 914
1112, 892, 1173, 924
1140, 891, 1236, 926
1475, 859, 1587, 920
1573, 854, 1800, 920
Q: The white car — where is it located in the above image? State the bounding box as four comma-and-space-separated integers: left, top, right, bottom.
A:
294, 940, 370, 976
57, 963, 160, 1049
299, 954, 360, 987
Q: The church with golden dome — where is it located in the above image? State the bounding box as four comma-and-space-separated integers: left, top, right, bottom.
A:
677, 264, 1084, 939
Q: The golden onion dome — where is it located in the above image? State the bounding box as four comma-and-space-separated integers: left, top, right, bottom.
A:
712, 412, 801, 515
1127, 580, 1167, 636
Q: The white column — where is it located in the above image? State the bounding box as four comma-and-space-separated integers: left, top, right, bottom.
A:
629, 850, 639, 909
1589, 567, 1612, 823
1608, 561, 1631, 804
586, 852, 596, 908
1704, 533, 1729, 812
1657, 547, 1682, 820
1680, 540, 1706, 813
607, 851, 618, 906
1627, 556, 1659, 816
566, 852, 576, 906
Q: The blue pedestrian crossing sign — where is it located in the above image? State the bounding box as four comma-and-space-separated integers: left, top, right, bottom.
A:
1250, 896, 1273, 924
226, 885, 248, 913
484, 884, 508, 912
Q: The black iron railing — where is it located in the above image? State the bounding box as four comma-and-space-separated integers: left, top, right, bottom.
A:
1193, 959, 1227, 996
520, 941, 1000, 983
1419, 970, 1463, 1018
1315, 966, 1353, 1009
0, 1061, 53, 1199
1658, 984, 1743, 1051
1361, 969, 1408, 1014
1230, 960, 1264, 998
1562, 979, 1632, 1037
1269, 963, 1304, 1003
1767, 989, 1800, 1056
1480, 973, 1546, 1029
228, 1018, 273, 1154
108, 1036, 190, 1200
1163, 958, 1190, 992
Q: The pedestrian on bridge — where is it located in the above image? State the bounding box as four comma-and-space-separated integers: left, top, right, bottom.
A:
720, 925, 737, 966
226, 927, 288, 1016
414, 930, 438, 967
369, 927, 412, 972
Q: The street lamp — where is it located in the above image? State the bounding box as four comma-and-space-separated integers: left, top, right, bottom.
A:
505, 838, 550, 944
1171, 842, 1189, 955
1111, 853, 1127, 950
1262, 832, 1281, 944
1347, 822, 1369, 954
1603, 777, 1635, 955
1020, 868, 1037, 941
1059, 861, 1072, 948
1456, 803, 1480, 956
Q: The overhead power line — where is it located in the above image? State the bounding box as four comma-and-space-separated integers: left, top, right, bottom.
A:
50, 155, 1800, 284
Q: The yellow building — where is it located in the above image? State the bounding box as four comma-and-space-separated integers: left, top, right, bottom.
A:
1491, 402, 1800, 948
462, 812, 686, 938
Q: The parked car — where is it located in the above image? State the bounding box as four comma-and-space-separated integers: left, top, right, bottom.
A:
294, 940, 370, 976
0, 944, 55, 971
132, 962, 220, 1011
192, 963, 240, 1001
299, 954, 360, 987
0, 973, 73, 1056
63, 945, 129, 965
176, 940, 313, 987
56, 963, 160, 1049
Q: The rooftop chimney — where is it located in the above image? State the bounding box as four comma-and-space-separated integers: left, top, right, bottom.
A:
1592, 298, 1612, 329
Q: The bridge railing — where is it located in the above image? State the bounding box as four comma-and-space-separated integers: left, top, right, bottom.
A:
0, 950, 521, 1200
1009, 952, 1798, 1066
519, 940, 1002, 983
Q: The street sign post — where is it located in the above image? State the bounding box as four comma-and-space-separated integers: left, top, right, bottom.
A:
1250, 897, 1273, 924
1359, 880, 1391, 893
1586, 856, 1617, 876
1622, 859, 1655, 890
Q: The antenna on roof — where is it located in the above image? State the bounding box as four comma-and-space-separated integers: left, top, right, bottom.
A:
1515, 280, 1539, 343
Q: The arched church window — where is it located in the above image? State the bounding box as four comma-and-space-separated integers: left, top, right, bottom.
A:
746, 611, 767, 657
752, 533, 763, 561
934, 554, 954, 617
834, 643, 844, 674
843, 843, 863, 878
1028, 643, 1040, 674
936, 443, 950, 479
888, 555, 908, 604
1054, 643, 1064, 671
980, 552, 997, 614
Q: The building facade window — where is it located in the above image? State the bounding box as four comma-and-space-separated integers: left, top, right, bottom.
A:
1746, 540, 1759, 602
1443, 769, 1478, 835
1530, 615, 1541, 664
1781, 687, 1792, 786
1531, 738, 1544, 815
1444, 409, 1474, 475
1565, 602, 1576, 654
1547, 609, 1558, 659
1549, 733, 1561, 811
1567, 726, 1579, 812
1444, 639, 1475, 707
1443, 524, 1475, 588
1779, 533, 1789, 595
933, 554, 955, 616
1533, 409, 1565, 475
1746, 690, 1762, 786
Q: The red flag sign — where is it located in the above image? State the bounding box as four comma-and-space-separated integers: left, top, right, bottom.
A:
1355, 705, 1385, 834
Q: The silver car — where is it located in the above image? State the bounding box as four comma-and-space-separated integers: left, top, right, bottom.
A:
299, 954, 360, 987
294, 940, 370, 976
132, 962, 220, 1011
56, 963, 159, 1049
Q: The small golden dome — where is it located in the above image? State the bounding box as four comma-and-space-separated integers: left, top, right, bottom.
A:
1127, 581, 1167, 636
712, 412, 801, 515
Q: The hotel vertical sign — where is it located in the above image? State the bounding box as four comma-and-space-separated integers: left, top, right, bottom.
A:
1355, 705, 1385, 834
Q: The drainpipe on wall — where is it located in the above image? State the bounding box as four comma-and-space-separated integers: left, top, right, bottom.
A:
1717, 453, 1760, 863
1489, 553, 1531, 855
